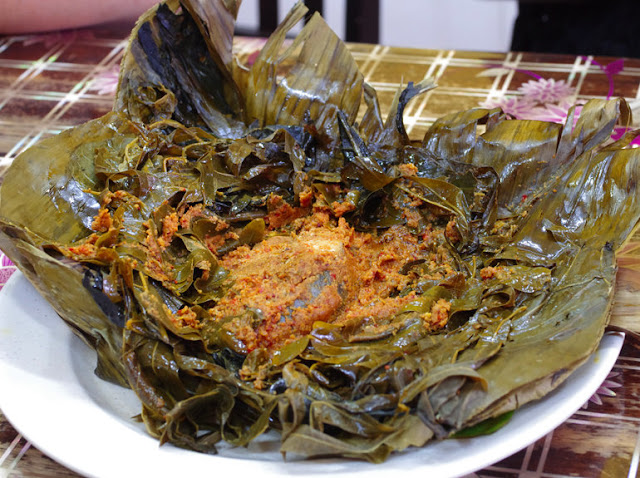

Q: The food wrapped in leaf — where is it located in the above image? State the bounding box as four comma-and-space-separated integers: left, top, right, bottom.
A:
1, 0, 640, 464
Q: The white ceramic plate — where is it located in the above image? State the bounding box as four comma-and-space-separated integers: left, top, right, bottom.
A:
0, 272, 624, 478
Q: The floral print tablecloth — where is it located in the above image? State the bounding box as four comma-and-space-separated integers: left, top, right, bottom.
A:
1, 25, 640, 478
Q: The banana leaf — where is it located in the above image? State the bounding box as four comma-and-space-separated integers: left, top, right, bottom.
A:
1, 0, 640, 464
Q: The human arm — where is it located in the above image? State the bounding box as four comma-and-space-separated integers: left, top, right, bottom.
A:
0, 0, 159, 34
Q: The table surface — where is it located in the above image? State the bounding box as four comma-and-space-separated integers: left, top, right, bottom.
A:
1, 22, 640, 478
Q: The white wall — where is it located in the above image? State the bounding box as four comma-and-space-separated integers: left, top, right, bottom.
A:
380, 0, 518, 52
236, 0, 519, 53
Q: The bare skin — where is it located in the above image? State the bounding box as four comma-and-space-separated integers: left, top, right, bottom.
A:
0, 0, 159, 34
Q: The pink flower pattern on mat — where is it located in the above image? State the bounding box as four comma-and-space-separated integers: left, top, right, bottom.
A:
517, 78, 575, 105
582, 372, 622, 408
479, 59, 631, 138
481, 78, 579, 123
480, 96, 542, 120
525, 100, 584, 130
88, 65, 120, 96
0, 253, 16, 292
2, 254, 13, 267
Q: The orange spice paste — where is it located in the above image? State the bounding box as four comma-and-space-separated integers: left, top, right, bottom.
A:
209, 193, 458, 353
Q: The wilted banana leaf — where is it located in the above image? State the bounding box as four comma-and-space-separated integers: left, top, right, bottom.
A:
1, 0, 640, 464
